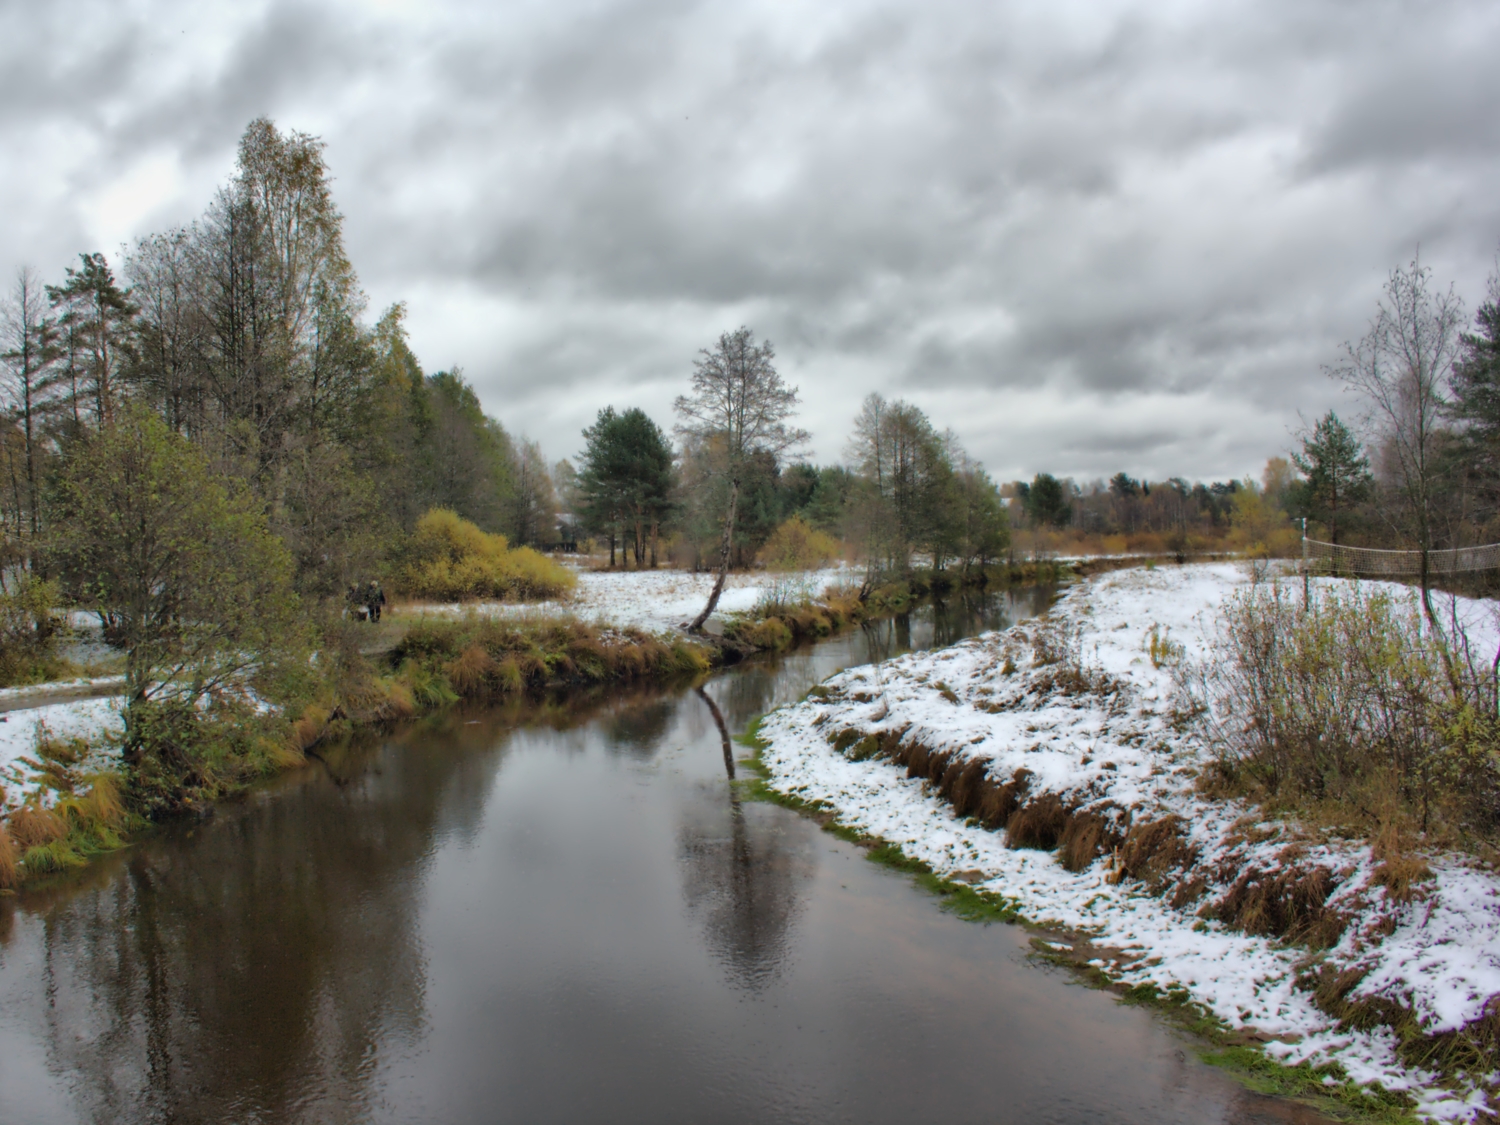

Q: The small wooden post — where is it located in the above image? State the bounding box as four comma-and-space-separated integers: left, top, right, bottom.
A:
1301, 517, 1309, 612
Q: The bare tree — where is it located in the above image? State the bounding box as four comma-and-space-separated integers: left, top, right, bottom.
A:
847, 392, 889, 595
0, 267, 55, 540
127, 229, 205, 435
507, 437, 558, 548
675, 327, 806, 631
1327, 253, 1464, 630
846, 392, 951, 584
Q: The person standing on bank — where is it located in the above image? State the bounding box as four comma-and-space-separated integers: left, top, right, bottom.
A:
366, 580, 386, 623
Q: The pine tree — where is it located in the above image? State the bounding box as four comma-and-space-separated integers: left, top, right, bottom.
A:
577, 407, 675, 567
46, 252, 134, 430
1451, 274, 1500, 511
1291, 411, 1372, 544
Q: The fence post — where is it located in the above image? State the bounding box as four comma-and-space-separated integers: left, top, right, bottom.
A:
1301, 518, 1309, 613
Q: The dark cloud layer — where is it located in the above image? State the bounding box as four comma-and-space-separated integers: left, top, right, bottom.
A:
2, 0, 1498, 481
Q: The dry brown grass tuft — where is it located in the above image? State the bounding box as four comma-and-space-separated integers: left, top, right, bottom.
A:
77, 774, 125, 828
1118, 814, 1197, 889
976, 769, 1031, 829
7, 805, 67, 850
941, 757, 991, 818
882, 739, 1033, 832
1210, 863, 1346, 947
1006, 792, 1070, 850
1059, 805, 1126, 872
898, 739, 934, 780
290, 704, 333, 752
0, 822, 17, 888
376, 678, 418, 721
446, 644, 501, 696
1367, 822, 1434, 904
1303, 963, 1500, 1076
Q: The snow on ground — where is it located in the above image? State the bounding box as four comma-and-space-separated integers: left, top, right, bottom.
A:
0, 696, 122, 800
756, 562, 1500, 1121
401, 565, 858, 633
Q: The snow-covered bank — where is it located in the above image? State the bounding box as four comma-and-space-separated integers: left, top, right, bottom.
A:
754, 563, 1500, 1122
0, 696, 122, 795
401, 564, 857, 633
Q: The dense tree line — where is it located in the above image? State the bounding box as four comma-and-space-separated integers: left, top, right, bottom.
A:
0, 119, 555, 608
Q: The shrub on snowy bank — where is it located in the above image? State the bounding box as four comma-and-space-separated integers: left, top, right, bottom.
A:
756, 516, 842, 572
1199, 580, 1500, 855
396, 509, 576, 602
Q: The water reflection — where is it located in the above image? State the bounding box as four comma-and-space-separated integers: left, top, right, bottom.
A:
6, 730, 437, 1124
677, 687, 810, 993
601, 695, 679, 759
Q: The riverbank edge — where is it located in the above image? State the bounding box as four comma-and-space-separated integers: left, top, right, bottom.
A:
1, 567, 1072, 893
732, 713, 1419, 1125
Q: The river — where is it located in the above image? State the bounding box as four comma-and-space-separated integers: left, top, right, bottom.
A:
0, 586, 1333, 1124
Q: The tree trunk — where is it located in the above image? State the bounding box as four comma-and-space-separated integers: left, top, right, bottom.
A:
696, 685, 735, 780
609, 530, 616, 568
650, 520, 659, 568
690, 478, 739, 632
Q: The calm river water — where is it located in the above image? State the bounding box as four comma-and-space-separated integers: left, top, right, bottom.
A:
0, 588, 1333, 1124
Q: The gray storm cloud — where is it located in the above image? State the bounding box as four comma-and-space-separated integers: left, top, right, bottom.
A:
1, 0, 1497, 482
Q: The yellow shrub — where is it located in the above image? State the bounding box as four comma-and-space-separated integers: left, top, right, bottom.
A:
399, 509, 576, 601
1229, 486, 1298, 557
758, 516, 841, 572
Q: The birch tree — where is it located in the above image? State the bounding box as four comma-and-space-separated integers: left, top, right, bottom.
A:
675, 328, 806, 631
1327, 254, 1463, 629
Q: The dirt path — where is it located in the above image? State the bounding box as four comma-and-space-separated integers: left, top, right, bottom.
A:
0, 678, 126, 714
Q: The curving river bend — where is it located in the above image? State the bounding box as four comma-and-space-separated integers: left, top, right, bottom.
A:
0, 588, 1334, 1124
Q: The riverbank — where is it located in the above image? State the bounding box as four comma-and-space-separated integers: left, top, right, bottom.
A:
750, 563, 1500, 1123
2, 566, 1052, 888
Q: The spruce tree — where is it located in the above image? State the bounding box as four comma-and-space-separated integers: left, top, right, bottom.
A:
1291, 411, 1371, 544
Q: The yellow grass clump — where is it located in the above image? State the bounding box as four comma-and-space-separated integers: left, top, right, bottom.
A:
399, 508, 576, 602
0, 821, 17, 888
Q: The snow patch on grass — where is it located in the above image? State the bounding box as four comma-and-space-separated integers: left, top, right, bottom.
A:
401, 565, 857, 633
0, 697, 123, 794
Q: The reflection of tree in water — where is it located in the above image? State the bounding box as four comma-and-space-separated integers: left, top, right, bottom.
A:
3, 729, 490, 1125
599, 695, 678, 759
678, 688, 809, 993
930, 592, 1017, 648
859, 615, 902, 665
717, 661, 780, 728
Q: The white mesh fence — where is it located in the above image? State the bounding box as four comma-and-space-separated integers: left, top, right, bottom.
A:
1304, 537, 1500, 577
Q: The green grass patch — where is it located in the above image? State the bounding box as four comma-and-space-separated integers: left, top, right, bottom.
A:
1200, 1048, 1415, 1122
865, 841, 1022, 923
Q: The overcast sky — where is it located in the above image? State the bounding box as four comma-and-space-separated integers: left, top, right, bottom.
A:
3, 0, 1498, 483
